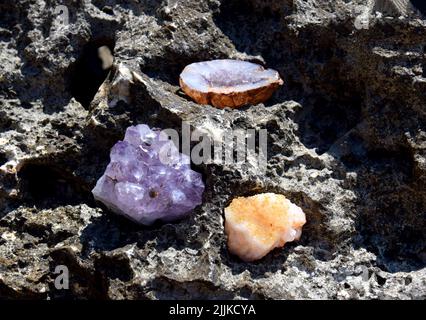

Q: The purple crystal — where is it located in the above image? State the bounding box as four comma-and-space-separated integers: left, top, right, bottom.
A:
92, 124, 204, 225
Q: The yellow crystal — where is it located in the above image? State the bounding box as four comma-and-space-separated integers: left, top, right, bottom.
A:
224, 193, 306, 262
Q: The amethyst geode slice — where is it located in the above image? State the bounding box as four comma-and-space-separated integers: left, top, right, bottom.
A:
92, 124, 205, 225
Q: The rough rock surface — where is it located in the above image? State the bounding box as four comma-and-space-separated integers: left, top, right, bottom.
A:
0, 0, 425, 299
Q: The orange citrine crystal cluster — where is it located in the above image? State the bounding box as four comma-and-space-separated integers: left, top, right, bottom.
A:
224, 193, 306, 261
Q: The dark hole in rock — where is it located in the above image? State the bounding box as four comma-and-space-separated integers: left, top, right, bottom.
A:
376, 274, 387, 286
94, 253, 134, 282
20, 101, 32, 109
294, 96, 362, 155
18, 162, 91, 208
337, 133, 366, 169
69, 38, 115, 109
354, 147, 426, 272
214, 0, 292, 29
365, 148, 414, 184
102, 6, 114, 15
412, 0, 426, 15
0, 152, 7, 166
212, 0, 293, 70
239, 286, 265, 299
0, 115, 13, 132
0, 2, 20, 30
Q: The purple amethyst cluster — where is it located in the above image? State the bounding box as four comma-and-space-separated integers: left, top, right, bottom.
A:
92, 124, 204, 225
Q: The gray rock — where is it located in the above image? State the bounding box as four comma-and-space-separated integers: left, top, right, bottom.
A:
0, 0, 425, 299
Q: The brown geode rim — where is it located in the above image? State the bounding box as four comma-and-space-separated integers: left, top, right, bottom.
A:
179, 62, 284, 109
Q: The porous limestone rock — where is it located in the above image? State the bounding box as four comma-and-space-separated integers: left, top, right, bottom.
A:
0, 0, 425, 300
